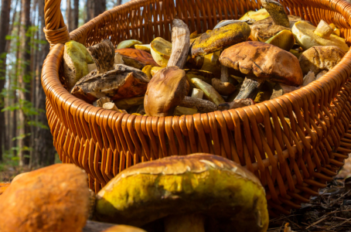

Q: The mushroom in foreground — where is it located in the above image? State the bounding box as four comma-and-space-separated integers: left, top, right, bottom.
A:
71, 40, 149, 103
299, 46, 346, 75
0, 164, 93, 232
94, 153, 269, 232
0, 183, 10, 195
219, 41, 303, 100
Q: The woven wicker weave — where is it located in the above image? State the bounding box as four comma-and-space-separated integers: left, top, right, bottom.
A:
43, 0, 351, 216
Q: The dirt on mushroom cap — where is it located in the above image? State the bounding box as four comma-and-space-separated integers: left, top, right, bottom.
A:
95, 153, 268, 232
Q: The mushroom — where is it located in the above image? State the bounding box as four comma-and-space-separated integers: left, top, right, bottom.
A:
299, 45, 346, 75
218, 98, 255, 110
302, 71, 316, 86
117, 39, 142, 49
190, 78, 225, 105
316, 70, 328, 80
83, 221, 146, 232
239, 8, 270, 21
270, 83, 300, 99
71, 40, 149, 103
191, 22, 250, 95
265, 30, 295, 51
0, 183, 10, 196
292, 21, 349, 52
145, 19, 218, 116
115, 96, 144, 110
135, 44, 151, 53
150, 37, 172, 67
94, 153, 269, 232
0, 164, 93, 232
115, 48, 159, 69
261, 0, 289, 27
219, 41, 303, 100
93, 96, 111, 107
103, 102, 126, 113
63, 40, 94, 90
141, 65, 154, 80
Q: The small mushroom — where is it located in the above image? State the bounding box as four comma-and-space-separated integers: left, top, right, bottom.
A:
314, 20, 334, 38
191, 88, 204, 99
250, 18, 290, 42
150, 37, 172, 67
102, 225, 146, 232
0, 164, 93, 232
117, 39, 142, 49
71, 40, 149, 103
141, 65, 154, 80
103, 102, 126, 113
270, 83, 300, 99
220, 41, 303, 100
94, 153, 269, 232
63, 40, 94, 90
190, 78, 225, 105
115, 48, 159, 69
329, 23, 341, 37
292, 21, 349, 51
299, 46, 346, 75
93, 96, 112, 107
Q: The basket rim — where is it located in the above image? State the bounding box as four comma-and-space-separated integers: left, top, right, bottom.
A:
43, 0, 351, 123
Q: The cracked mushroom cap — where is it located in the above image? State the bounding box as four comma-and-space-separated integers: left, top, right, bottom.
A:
299, 46, 346, 75
144, 66, 187, 117
94, 153, 269, 231
219, 41, 303, 86
0, 164, 92, 232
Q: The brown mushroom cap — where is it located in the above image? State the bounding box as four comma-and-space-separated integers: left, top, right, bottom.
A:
299, 46, 346, 75
116, 48, 159, 69
144, 66, 187, 116
95, 153, 269, 231
0, 164, 91, 232
219, 41, 303, 86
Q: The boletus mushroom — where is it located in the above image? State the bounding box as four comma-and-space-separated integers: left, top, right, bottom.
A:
115, 48, 159, 69
63, 40, 94, 90
117, 39, 142, 49
94, 153, 269, 232
0, 182, 10, 195
145, 19, 218, 116
71, 40, 149, 103
219, 41, 303, 100
0, 164, 93, 232
299, 45, 346, 75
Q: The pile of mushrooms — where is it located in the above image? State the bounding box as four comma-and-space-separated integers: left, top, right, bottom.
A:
63, 0, 348, 116
0, 154, 268, 232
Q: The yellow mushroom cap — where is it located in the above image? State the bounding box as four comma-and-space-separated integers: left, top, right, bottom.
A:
95, 153, 269, 231
292, 21, 349, 52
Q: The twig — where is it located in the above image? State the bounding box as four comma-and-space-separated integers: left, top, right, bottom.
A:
328, 217, 351, 230
305, 215, 329, 230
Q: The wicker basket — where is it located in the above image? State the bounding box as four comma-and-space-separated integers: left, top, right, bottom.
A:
43, 0, 351, 216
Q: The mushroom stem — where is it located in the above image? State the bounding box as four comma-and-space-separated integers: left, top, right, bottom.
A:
164, 214, 205, 232
261, 0, 289, 27
221, 65, 229, 82
180, 96, 218, 113
314, 20, 333, 38
167, 19, 190, 69
87, 40, 115, 74
234, 77, 262, 100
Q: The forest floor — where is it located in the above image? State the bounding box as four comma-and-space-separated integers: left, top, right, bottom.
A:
1, 154, 351, 232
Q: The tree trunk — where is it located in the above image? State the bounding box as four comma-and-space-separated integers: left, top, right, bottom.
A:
0, 0, 12, 161
72, 0, 79, 30
66, 0, 72, 31
31, 0, 56, 167
18, 0, 31, 166
86, 0, 106, 22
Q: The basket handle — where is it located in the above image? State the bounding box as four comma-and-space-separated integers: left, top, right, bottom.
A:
43, 0, 70, 47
